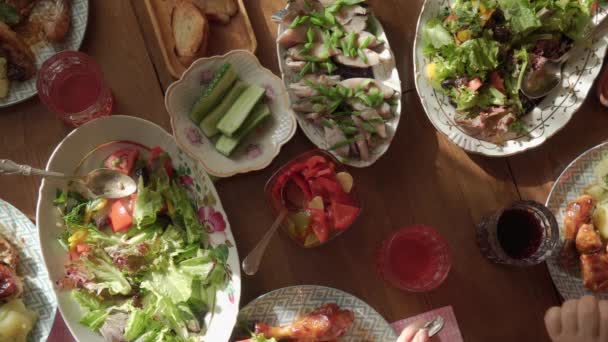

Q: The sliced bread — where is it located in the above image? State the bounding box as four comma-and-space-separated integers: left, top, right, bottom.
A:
172, 0, 209, 66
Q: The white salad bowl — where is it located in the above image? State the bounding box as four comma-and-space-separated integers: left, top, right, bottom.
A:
35, 115, 241, 342
414, 0, 608, 157
165, 50, 297, 177
276, 9, 402, 168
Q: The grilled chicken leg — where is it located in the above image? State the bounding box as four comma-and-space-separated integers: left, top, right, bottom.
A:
255, 303, 355, 342
561, 195, 596, 267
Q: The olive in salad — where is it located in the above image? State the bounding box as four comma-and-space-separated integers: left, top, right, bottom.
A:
422, 0, 597, 142
54, 145, 231, 341
267, 151, 360, 247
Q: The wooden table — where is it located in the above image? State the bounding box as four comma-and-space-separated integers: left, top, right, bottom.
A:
6, 0, 607, 340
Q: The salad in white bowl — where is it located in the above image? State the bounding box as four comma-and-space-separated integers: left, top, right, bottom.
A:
36, 116, 240, 342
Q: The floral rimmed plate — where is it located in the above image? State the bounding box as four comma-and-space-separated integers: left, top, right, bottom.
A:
276, 8, 403, 168
0, 198, 57, 342
165, 50, 297, 178
0, 0, 89, 108
414, 0, 608, 157
35, 115, 241, 342
546, 142, 608, 299
239, 285, 398, 341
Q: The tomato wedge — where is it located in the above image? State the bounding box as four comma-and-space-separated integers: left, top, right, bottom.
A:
489, 71, 506, 94
149, 146, 174, 178
331, 202, 360, 230
104, 148, 139, 175
308, 208, 329, 242
109, 200, 133, 232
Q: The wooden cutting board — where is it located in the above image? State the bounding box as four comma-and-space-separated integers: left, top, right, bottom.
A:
144, 0, 257, 79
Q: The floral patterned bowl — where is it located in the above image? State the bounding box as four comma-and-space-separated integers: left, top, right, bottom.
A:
414, 0, 608, 157
36, 115, 240, 342
165, 50, 298, 177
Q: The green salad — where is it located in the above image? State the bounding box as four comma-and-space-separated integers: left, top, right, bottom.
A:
422, 0, 597, 141
54, 146, 230, 341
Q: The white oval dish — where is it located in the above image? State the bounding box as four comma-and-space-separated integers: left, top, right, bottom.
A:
414, 0, 608, 157
165, 50, 297, 177
276, 10, 403, 168
35, 115, 241, 342
546, 141, 608, 299
0, 198, 57, 342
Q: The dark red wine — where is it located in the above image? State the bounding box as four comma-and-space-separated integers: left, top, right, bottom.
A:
497, 209, 543, 259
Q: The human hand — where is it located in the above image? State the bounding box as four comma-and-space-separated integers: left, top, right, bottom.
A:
545, 295, 608, 342
396, 320, 430, 342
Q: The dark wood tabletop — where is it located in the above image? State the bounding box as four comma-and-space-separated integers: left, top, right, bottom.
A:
4, 0, 605, 341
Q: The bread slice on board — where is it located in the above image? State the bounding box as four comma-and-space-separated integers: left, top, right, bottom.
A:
191, 0, 238, 24
172, 0, 209, 66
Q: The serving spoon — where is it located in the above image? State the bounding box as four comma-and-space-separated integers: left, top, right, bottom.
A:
521, 16, 608, 99
242, 179, 307, 276
0, 159, 137, 199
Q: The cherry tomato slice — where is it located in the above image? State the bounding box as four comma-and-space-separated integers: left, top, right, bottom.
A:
331, 202, 360, 230
109, 200, 133, 232
308, 208, 329, 242
104, 148, 139, 175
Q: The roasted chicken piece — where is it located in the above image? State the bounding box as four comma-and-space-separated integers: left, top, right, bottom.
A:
0, 233, 18, 269
576, 224, 603, 254
0, 21, 34, 81
560, 195, 596, 267
0, 263, 22, 301
581, 253, 608, 292
34, 0, 71, 42
255, 303, 355, 341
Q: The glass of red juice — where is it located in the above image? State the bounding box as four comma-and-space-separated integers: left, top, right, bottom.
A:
37, 51, 113, 127
476, 201, 559, 266
376, 225, 451, 292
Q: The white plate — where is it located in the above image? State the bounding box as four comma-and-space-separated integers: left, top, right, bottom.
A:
0, 198, 57, 342
276, 9, 403, 168
0, 0, 89, 108
546, 142, 608, 299
414, 0, 608, 156
35, 115, 241, 342
239, 285, 398, 341
165, 50, 297, 177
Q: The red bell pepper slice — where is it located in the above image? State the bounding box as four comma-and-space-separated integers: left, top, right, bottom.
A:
109, 200, 133, 232
331, 202, 360, 230
104, 148, 139, 175
308, 208, 329, 242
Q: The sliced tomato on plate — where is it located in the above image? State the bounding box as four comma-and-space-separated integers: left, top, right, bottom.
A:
309, 177, 352, 205
331, 202, 360, 230
109, 200, 133, 232
104, 148, 139, 175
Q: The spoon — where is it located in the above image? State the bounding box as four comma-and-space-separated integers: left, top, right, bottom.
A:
242, 179, 307, 276
0, 159, 137, 199
521, 16, 608, 99
424, 316, 445, 337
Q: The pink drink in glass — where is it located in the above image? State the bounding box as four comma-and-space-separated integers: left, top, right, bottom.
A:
377, 225, 451, 292
37, 51, 113, 127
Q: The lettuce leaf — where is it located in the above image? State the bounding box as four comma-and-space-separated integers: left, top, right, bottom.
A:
82, 251, 132, 296
498, 0, 541, 33
133, 177, 164, 228
456, 38, 500, 77
423, 18, 454, 49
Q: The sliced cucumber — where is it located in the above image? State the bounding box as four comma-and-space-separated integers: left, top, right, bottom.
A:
216, 103, 271, 156
216, 84, 266, 137
200, 80, 248, 137
189, 63, 238, 124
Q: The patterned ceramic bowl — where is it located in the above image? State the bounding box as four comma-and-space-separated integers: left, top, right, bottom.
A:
238, 285, 398, 341
414, 0, 608, 157
546, 141, 608, 300
0, 199, 57, 342
0, 0, 89, 108
36, 115, 241, 342
165, 50, 297, 177
276, 10, 402, 168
